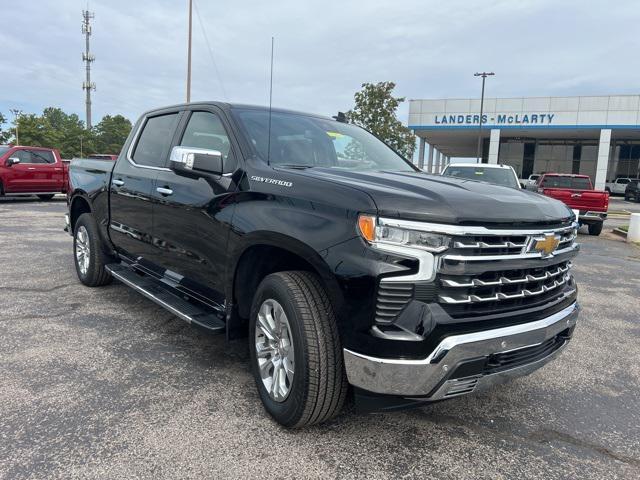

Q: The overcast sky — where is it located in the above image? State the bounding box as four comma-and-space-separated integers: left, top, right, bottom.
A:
1, 0, 638, 125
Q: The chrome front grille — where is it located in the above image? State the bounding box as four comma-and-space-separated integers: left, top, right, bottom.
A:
447, 227, 577, 259
439, 262, 572, 304
437, 223, 578, 316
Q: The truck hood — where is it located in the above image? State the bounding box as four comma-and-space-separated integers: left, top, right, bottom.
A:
291, 168, 573, 226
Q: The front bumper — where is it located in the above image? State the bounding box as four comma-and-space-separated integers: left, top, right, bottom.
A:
343, 302, 578, 398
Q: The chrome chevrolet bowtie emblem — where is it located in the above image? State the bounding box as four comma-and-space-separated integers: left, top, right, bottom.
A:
531, 233, 560, 257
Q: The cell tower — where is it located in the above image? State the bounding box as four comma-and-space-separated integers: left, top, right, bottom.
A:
82, 10, 96, 129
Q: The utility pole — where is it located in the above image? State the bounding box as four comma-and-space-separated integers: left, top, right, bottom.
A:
186, 0, 193, 102
9, 109, 22, 146
474, 72, 494, 163
82, 10, 96, 129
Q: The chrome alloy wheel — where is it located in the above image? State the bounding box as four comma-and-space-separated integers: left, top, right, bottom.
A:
255, 299, 295, 402
75, 225, 90, 276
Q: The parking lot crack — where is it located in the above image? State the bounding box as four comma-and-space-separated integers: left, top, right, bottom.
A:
527, 428, 640, 467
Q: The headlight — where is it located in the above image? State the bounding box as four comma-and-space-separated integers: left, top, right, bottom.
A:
358, 215, 450, 252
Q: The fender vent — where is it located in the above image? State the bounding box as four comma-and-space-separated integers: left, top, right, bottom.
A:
375, 282, 414, 324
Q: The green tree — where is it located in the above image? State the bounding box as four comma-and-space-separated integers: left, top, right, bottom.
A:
13, 108, 132, 158
94, 115, 132, 154
0, 113, 12, 144
347, 81, 416, 159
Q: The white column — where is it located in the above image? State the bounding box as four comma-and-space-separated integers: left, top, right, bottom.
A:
427, 144, 434, 173
417, 137, 426, 168
488, 129, 501, 164
595, 129, 611, 190
435, 150, 442, 173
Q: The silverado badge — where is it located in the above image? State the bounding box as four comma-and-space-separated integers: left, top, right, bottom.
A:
531, 233, 560, 257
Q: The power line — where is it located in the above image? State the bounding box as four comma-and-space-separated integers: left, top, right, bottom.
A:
192, 0, 228, 101
82, 9, 96, 129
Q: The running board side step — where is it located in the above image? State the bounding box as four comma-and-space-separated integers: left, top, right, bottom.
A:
106, 263, 225, 334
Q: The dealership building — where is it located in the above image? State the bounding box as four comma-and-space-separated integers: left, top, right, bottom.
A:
409, 94, 640, 189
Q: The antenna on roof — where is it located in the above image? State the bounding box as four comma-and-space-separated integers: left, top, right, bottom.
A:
267, 36, 274, 166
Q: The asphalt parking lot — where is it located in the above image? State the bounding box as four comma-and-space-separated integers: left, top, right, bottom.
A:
1, 197, 639, 479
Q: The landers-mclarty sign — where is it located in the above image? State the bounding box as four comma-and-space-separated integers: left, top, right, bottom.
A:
434, 113, 555, 125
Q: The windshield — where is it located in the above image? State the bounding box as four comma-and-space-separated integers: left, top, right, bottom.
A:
541, 176, 592, 189
0, 146, 11, 157
443, 166, 519, 188
232, 108, 416, 172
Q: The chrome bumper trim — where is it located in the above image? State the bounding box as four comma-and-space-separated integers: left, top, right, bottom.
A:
343, 302, 579, 397
580, 211, 607, 220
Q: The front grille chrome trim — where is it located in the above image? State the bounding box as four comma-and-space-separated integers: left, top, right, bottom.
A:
440, 263, 570, 288
441, 243, 578, 262
439, 274, 572, 304
378, 217, 578, 237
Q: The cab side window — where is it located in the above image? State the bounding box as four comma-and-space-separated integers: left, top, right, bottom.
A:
180, 111, 237, 173
132, 113, 179, 168
12, 150, 33, 163
29, 150, 55, 164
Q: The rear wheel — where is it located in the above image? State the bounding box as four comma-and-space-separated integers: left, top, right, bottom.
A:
73, 213, 113, 287
588, 222, 603, 236
249, 271, 348, 428
37, 194, 55, 201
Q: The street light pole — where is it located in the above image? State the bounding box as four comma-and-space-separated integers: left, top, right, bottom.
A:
186, 0, 193, 102
9, 109, 22, 146
474, 72, 494, 163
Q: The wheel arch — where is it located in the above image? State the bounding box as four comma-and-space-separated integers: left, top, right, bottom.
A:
69, 191, 93, 231
228, 233, 345, 335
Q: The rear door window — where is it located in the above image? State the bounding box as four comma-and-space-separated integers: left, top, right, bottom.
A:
29, 150, 55, 164
132, 113, 180, 168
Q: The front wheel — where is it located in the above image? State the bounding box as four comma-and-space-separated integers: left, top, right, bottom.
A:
588, 222, 603, 236
249, 271, 348, 428
73, 213, 113, 286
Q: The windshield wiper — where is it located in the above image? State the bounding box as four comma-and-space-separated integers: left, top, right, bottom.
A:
276, 164, 314, 169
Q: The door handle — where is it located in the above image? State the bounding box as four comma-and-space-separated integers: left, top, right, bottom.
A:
156, 186, 173, 196
28, 167, 36, 170
112, 179, 125, 187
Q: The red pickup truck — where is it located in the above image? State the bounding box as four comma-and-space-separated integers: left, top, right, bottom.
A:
0, 145, 68, 200
536, 173, 609, 236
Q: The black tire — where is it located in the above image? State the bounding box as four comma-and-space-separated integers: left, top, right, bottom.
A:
249, 271, 348, 428
625, 193, 631, 201
605, 188, 611, 194
37, 194, 55, 201
73, 213, 113, 287
588, 222, 603, 236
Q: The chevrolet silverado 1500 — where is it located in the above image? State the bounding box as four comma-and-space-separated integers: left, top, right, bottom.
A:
0, 145, 67, 200
536, 173, 609, 236
66, 102, 580, 427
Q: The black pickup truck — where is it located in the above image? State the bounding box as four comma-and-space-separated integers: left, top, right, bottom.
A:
66, 102, 580, 427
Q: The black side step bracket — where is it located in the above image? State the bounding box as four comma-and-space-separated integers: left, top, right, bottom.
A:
106, 263, 225, 334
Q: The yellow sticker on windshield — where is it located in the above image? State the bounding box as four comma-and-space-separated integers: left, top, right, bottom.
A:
326, 131, 344, 139
475, 171, 484, 175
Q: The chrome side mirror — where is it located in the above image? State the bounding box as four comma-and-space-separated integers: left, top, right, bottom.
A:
169, 146, 223, 176
7, 157, 20, 166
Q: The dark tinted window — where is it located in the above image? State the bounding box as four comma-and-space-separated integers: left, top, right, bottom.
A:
233, 108, 416, 172
541, 176, 592, 189
11, 150, 32, 163
29, 150, 55, 164
132, 113, 179, 167
180, 111, 237, 173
